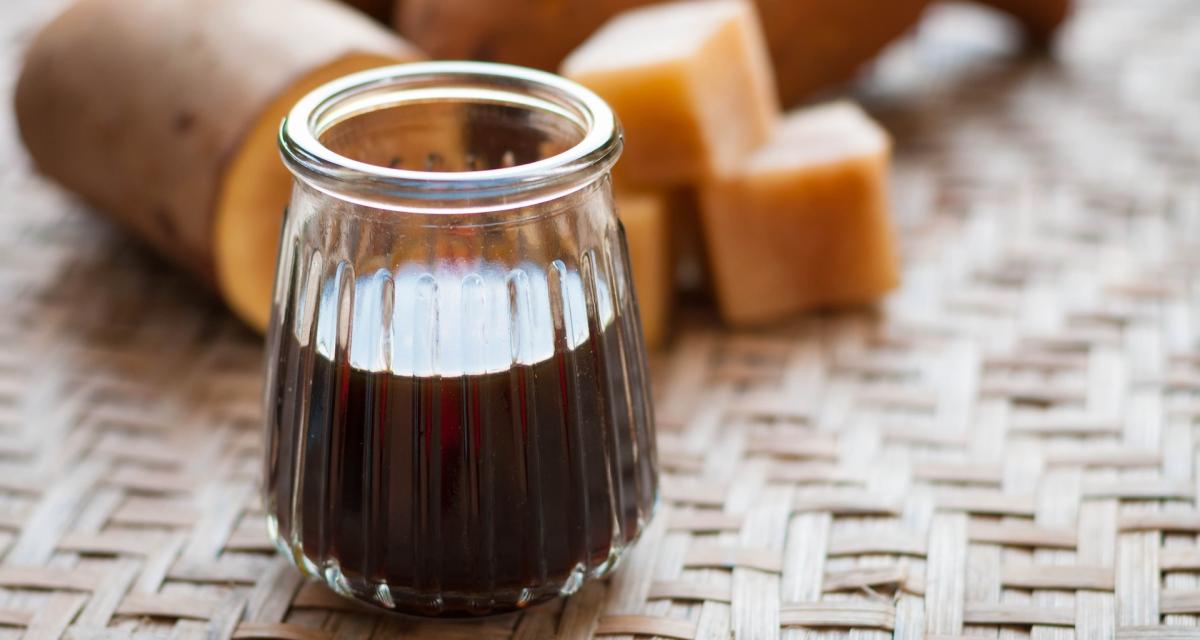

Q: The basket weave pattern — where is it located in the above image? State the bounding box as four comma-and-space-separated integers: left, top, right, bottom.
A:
2, 0, 1200, 637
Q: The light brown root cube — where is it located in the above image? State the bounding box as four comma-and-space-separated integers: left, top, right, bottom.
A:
561, 0, 778, 187
617, 191, 674, 348
699, 102, 899, 326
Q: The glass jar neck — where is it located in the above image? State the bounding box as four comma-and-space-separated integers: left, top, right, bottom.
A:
279, 61, 623, 215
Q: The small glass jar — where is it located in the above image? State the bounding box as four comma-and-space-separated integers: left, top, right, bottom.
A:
262, 62, 659, 616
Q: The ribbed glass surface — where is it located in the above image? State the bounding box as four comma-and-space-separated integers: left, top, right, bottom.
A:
263, 176, 658, 616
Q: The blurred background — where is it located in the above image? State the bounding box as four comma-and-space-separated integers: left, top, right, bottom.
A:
1, 0, 1199, 636
5, 0, 1193, 344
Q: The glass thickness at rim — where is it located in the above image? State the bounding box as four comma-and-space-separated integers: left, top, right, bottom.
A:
279, 61, 623, 213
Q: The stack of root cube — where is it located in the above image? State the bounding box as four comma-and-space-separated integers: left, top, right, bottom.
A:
562, 0, 898, 345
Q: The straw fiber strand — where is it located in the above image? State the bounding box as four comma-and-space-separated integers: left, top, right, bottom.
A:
2, 0, 1200, 636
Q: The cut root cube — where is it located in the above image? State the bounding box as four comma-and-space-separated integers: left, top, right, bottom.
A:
562, 0, 778, 187
699, 102, 899, 326
617, 191, 674, 348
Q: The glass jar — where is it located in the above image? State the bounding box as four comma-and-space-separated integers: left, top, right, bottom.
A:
262, 62, 659, 616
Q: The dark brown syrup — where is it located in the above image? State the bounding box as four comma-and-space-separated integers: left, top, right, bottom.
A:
265, 265, 657, 616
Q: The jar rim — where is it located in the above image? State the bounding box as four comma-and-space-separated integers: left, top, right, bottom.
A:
279, 61, 622, 213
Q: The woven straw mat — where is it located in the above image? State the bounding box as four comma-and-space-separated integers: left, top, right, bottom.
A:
2, 0, 1200, 637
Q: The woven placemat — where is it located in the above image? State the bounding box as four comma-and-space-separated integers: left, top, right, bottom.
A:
2, 0, 1200, 637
